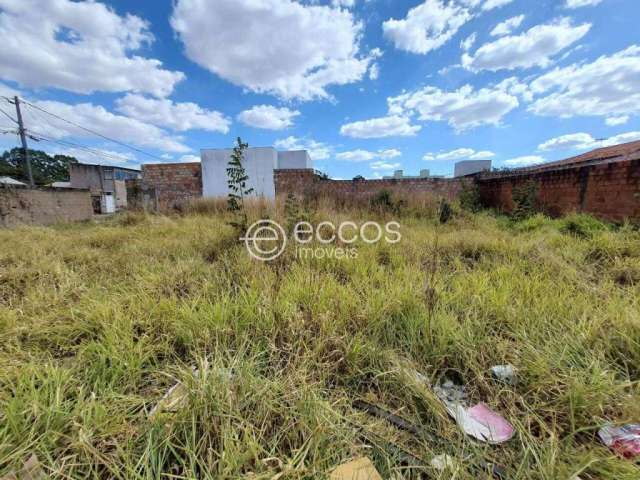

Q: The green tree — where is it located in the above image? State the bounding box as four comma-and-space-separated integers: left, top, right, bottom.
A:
0, 148, 77, 184
226, 137, 254, 232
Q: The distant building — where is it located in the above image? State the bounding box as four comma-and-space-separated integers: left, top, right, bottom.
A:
201, 147, 312, 198
454, 160, 492, 177
69, 163, 140, 213
49, 181, 71, 188
382, 169, 438, 179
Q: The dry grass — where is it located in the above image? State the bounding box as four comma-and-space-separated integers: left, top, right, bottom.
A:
0, 204, 638, 479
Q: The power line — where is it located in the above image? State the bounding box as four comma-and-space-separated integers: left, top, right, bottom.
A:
0, 107, 17, 124
28, 130, 135, 164
18, 98, 166, 161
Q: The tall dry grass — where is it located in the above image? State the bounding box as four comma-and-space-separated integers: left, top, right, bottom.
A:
0, 203, 638, 479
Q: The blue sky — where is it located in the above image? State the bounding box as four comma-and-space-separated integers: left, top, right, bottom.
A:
0, 0, 639, 179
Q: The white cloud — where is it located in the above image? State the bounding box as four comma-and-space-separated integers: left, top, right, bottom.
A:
605, 116, 629, 126
332, 0, 356, 7
424, 148, 495, 161
340, 115, 421, 138
20, 98, 190, 153
370, 161, 401, 171
461, 33, 477, 52
237, 105, 300, 130
0, 0, 183, 97
115, 94, 230, 133
503, 155, 545, 167
460, 0, 513, 10
528, 46, 640, 119
388, 83, 519, 130
483, 0, 513, 9
0, 82, 19, 100
178, 154, 201, 163
274, 136, 331, 160
602, 131, 640, 146
538, 132, 596, 151
369, 64, 380, 80
336, 148, 401, 162
171, 0, 375, 101
490, 15, 525, 37
49, 146, 137, 166
566, 0, 603, 8
382, 0, 471, 55
462, 18, 590, 71
538, 131, 640, 151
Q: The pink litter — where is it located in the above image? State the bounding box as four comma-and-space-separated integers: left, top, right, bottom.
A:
433, 380, 514, 444
467, 403, 515, 443
598, 424, 640, 458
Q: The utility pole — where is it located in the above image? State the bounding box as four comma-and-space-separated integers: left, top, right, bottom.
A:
13, 96, 34, 188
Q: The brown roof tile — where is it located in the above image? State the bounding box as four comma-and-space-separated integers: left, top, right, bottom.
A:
530, 140, 640, 172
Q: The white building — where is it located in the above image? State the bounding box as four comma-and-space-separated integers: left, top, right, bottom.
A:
454, 160, 492, 177
201, 147, 311, 198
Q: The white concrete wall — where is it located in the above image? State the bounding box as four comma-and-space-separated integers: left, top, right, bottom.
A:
201, 147, 277, 198
277, 150, 312, 169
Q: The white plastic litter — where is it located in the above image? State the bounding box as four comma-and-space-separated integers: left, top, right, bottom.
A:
490, 365, 517, 385
430, 454, 455, 471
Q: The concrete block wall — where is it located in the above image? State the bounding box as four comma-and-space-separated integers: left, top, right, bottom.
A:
477, 159, 640, 222
0, 186, 93, 227
142, 162, 202, 210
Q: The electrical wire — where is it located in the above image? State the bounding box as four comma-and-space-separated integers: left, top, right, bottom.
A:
28, 130, 135, 164
19, 98, 167, 161
0, 107, 17, 125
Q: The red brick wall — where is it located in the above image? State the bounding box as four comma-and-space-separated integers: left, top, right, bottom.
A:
274, 169, 466, 201
142, 163, 202, 210
477, 159, 640, 222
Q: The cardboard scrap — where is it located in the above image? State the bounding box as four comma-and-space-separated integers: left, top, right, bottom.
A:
329, 457, 383, 480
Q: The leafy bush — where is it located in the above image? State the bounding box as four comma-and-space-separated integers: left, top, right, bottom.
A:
561, 213, 608, 238
438, 199, 453, 224
511, 180, 538, 220
369, 190, 407, 215
458, 182, 482, 213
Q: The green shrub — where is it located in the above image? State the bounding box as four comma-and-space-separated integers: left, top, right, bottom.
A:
512, 180, 538, 220
561, 213, 608, 238
438, 199, 453, 224
458, 182, 482, 213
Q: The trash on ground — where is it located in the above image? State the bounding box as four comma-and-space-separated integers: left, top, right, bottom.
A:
352, 396, 508, 478
352, 399, 436, 442
490, 365, 517, 385
598, 424, 640, 458
0, 454, 46, 480
434, 380, 514, 444
430, 454, 455, 471
149, 367, 200, 418
329, 457, 383, 480
149, 380, 189, 418
149, 366, 234, 418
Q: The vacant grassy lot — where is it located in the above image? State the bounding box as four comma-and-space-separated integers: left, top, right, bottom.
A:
0, 206, 639, 479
